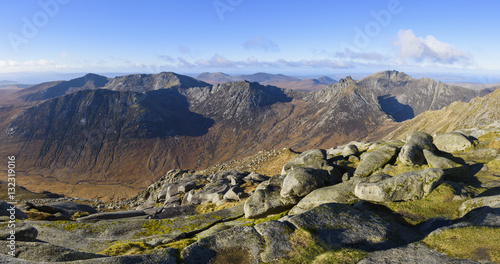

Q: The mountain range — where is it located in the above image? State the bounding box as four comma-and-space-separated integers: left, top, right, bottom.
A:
196, 72, 337, 92
0, 70, 490, 199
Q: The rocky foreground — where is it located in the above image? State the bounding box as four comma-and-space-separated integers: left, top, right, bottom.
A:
1, 124, 500, 263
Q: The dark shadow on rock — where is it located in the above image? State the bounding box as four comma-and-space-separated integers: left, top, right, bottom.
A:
378, 95, 414, 122
477, 187, 500, 197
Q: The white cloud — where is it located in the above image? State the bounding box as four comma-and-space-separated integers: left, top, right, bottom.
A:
395, 29, 471, 65
243, 35, 280, 52
156, 53, 350, 69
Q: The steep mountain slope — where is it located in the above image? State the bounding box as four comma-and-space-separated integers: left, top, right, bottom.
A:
358, 70, 480, 121
387, 88, 500, 139
0, 75, 388, 199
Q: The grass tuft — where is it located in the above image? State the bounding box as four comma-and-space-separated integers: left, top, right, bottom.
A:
275, 229, 366, 264
423, 226, 500, 263
383, 183, 463, 225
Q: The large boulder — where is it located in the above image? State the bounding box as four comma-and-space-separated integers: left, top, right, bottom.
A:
182, 180, 230, 205
0, 241, 105, 262
423, 149, 468, 181
0, 202, 27, 220
434, 132, 473, 153
182, 226, 264, 264
399, 132, 435, 166
0, 222, 38, 242
281, 149, 327, 175
280, 168, 334, 198
284, 203, 408, 250
354, 168, 445, 202
458, 195, 500, 217
342, 144, 359, 157
288, 178, 362, 215
354, 145, 398, 177
253, 220, 294, 263
358, 242, 480, 264
244, 175, 299, 219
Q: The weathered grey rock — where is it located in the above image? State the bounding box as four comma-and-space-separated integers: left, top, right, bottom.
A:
243, 172, 269, 183
423, 149, 468, 181
131, 169, 194, 202
289, 174, 391, 215
31, 205, 244, 253
0, 250, 178, 264
77, 210, 148, 222
348, 155, 360, 163
163, 194, 182, 206
0, 222, 37, 242
354, 145, 398, 177
326, 147, 343, 157
342, 144, 359, 157
288, 178, 361, 215
244, 175, 299, 219
254, 220, 294, 263
458, 194, 500, 217
456, 148, 498, 161
358, 242, 480, 264
285, 203, 405, 250
399, 143, 426, 165
434, 132, 473, 153
280, 168, 332, 198
399, 131, 435, 166
408, 131, 436, 151
182, 226, 264, 264
136, 200, 156, 211
367, 140, 405, 152
461, 206, 500, 227
0, 202, 27, 220
223, 186, 244, 201
0, 241, 104, 262
155, 206, 197, 219
354, 168, 444, 202
469, 127, 500, 139
26, 201, 97, 217
281, 149, 327, 175
182, 181, 229, 205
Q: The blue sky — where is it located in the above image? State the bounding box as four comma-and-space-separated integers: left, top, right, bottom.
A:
1, 0, 499, 83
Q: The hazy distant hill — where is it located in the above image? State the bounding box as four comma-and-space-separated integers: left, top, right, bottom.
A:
196, 72, 337, 91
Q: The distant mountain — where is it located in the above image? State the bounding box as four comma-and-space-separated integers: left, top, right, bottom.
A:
196, 72, 337, 92
358, 70, 480, 122
448, 81, 500, 90
316, 75, 337, 85
18, 72, 211, 101
387, 87, 500, 139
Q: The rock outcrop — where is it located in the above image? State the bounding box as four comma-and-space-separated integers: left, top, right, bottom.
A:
354, 168, 445, 202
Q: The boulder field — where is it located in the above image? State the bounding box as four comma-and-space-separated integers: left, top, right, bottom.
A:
1, 125, 500, 263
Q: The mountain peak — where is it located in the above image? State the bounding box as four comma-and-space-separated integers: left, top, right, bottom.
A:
368, 70, 411, 81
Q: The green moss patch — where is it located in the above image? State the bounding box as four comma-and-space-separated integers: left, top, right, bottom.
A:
275, 229, 366, 264
98, 242, 151, 256
423, 226, 500, 263
383, 183, 463, 225
238, 210, 290, 227
381, 163, 430, 177
194, 200, 245, 214
137, 219, 173, 237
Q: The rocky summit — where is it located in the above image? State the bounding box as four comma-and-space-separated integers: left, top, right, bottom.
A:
1, 123, 499, 263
